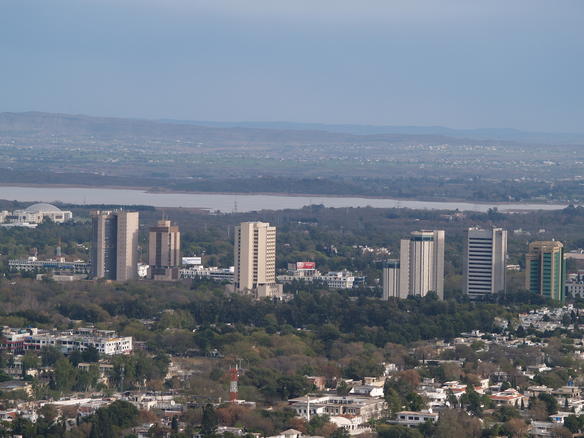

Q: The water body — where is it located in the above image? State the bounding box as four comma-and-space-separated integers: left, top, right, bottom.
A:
0, 185, 569, 213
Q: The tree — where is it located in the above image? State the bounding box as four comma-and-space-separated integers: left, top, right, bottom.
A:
503, 418, 529, 438
377, 424, 423, 438
405, 392, 426, 411
384, 386, 402, 417
446, 389, 458, 408
83, 346, 100, 363
538, 393, 559, 415
331, 427, 350, 438
552, 425, 573, 438
21, 351, 40, 378
41, 346, 63, 366
563, 415, 580, 433
460, 386, 482, 416
434, 410, 481, 438
336, 380, 351, 396
53, 357, 77, 392
201, 404, 218, 437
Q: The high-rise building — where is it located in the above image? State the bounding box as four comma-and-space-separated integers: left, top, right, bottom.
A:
399, 230, 445, 299
382, 260, 403, 300
91, 210, 139, 281
525, 241, 565, 301
234, 221, 282, 298
464, 227, 507, 299
148, 220, 180, 281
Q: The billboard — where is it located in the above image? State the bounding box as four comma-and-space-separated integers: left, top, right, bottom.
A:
182, 257, 202, 266
296, 262, 316, 270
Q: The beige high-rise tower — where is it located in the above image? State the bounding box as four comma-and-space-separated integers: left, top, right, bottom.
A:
148, 220, 181, 281
91, 210, 139, 281
234, 221, 282, 298
399, 230, 445, 299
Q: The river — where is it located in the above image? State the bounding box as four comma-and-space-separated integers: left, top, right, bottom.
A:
0, 185, 569, 213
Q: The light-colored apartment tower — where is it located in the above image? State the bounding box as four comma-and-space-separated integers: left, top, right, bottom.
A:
399, 230, 445, 299
382, 260, 404, 300
525, 241, 565, 301
234, 221, 282, 298
149, 220, 181, 281
91, 210, 139, 281
464, 227, 507, 299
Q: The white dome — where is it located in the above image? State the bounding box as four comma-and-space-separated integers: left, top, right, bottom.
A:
24, 203, 63, 213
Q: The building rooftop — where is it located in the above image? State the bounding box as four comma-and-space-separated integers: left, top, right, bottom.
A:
23, 203, 63, 213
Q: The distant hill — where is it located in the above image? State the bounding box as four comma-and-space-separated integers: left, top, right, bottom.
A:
0, 111, 471, 146
162, 119, 584, 144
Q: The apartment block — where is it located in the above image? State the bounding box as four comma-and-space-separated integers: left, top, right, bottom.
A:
91, 210, 139, 281
399, 230, 445, 299
148, 219, 181, 281
465, 227, 507, 299
234, 221, 282, 298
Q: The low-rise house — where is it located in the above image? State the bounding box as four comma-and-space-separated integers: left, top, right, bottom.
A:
549, 412, 572, 424
394, 410, 439, 427
420, 388, 448, 408
1, 327, 132, 356
529, 421, 556, 438
489, 388, 528, 408
267, 429, 324, 438
350, 385, 384, 398
0, 410, 18, 422
289, 395, 385, 433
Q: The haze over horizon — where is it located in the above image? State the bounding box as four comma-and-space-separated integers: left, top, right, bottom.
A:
1, 0, 583, 132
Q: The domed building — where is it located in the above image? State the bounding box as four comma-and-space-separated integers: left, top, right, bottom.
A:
12, 203, 73, 224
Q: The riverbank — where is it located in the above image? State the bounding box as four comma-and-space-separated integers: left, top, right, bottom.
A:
0, 182, 574, 208
0, 184, 571, 213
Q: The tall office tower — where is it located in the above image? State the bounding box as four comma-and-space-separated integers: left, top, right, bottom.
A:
464, 227, 507, 299
382, 260, 403, 300
148, 220, 181, 281
91, 210, 139, 281
525, 241, 565, 301
234, 221, 282, 298
399, 230, 445, 299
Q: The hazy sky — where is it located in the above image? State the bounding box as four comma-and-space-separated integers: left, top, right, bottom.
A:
1, 0, 583, 131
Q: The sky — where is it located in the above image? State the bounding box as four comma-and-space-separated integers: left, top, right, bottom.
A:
0, 0, 583, 131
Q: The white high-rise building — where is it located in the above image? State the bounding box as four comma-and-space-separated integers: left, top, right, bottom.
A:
382, 260, 404, 300
234, 222, 282, 298
399, 230, 445, 299
464, 227, 507, 299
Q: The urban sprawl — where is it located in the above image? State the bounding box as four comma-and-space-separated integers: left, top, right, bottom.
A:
2, 203, 584, 438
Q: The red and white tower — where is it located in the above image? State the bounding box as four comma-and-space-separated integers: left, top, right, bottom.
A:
229, 364, 239, 402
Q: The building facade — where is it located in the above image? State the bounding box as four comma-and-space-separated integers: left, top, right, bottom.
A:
148, 220, 181, 281
525, 241, 565, 301
382, 260, 403, 299
234, 222, 282, 298
399, 230, 445, 299
91, 210, 139, 281
10, 203, 73, 224
9, 257, 90, 274
464, 227, 507, 299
